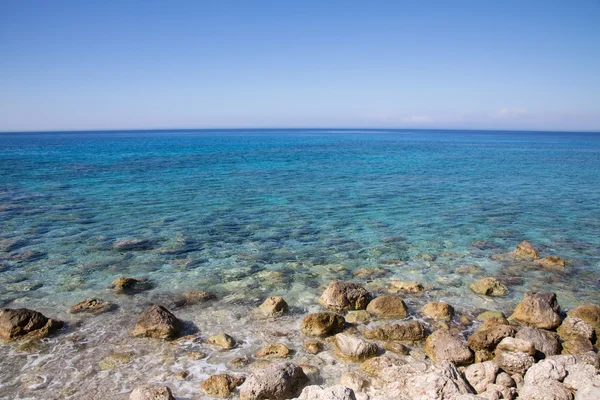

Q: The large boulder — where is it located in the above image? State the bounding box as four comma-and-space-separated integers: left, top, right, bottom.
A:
333, 334, 378, 362
365, 296, 407, 319
319, 281, 372, 311
513, 241, 540, 260
515, 327, 561, 357
200, 374, 245, 398
467, 321, 516, 352
464, 361, 499, 393
300, 312, 345, 337
294, 385, 356, 400
469, 277, 508, 296
130, 305, 183, 340
518, 380, 572, 400
130, 385, 175, 400
424, 329, 473, 365
523, 359, 567, 386
239, 362, 308, 400
509, 292, 562, 329
0, 308, 63, 341
362, 321, 426, 342
557, 317, 594, 341
421, 302, 454, 320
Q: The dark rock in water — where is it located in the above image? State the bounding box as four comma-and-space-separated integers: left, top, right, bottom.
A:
130, 305, 183, 340
173, 291, 215, 308
8, 250, 46, 261
0, 238, 27, 252
471, 240, 501, 250
112, 238, 154, 251
70, 298, 114, 314
0, 308, 63, 341
319, 280, 372, 311
129, 384, 175, 400
111, 277, 153, 295
509, 292, 562, 329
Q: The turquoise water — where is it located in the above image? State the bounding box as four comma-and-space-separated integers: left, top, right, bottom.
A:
1, 129, 600, 398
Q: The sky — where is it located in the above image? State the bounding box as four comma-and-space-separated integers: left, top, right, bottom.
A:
1, 0, 599, 132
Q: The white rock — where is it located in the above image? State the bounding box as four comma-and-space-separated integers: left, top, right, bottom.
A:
294, 385, 356, 400
518, 380, 573, 400
524, 359, 567, 386
465, 361, 499, 393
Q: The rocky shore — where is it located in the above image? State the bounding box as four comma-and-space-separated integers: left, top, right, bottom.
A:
1, 241, 599, 399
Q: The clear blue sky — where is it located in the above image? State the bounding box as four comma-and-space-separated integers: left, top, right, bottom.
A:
1, 0, 599, 132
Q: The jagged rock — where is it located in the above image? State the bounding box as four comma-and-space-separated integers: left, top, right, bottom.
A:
300, 313, 345, 337
256, 344, 291, 359
557, 317, 594, 341
513, 241, 540, 260
465, 361, 499, 393
207, 333, 236, 349
362, 321, 426, 342
421, 302, 454, 320
0, 308, 63, 341
113, 238, 153, 251
469, 277, 508, 296
497, 337, 536, 355
70, 298, 113, 314
493, 351, 535, 375
130, 305, 182, 340
239, 362, 308, 400
258, 296, 289, 317
515, 327, 561, 357
536, 256, 566, 269
424, 329, 473, 365
333, 333, 378, 362
340, 371, 369, 392
509, 292, 562, 329
200, 374, 245, 398
388, 280, 425, 294
303, 340, 323, 354
518, 380, 572, 400
319, 281, 372, 311
523, 359, 567, 385
294, 385, 356, 400
129, 384, 175, 400
365, 296, 407, 319
345, 310, 371, 324
111, 277, 152, 295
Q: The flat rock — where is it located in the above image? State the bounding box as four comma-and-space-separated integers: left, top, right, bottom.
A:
130, 305, 182, 340
365, 296, 407, 319
421, 302, 454, 320
300, 312, 345, 337
469, 277, 508, 296
319, 281, 372, 311
0, 308, 63, 341
424, 329, 473, 365
70, 298, 113, 314
333, 333, 378, 362
362, 321, 426, 342
509, 292, 562, 329
256, 343, 291, 359
200, 374, 245, 398
239, 362, 308, 400
353, 267, 389, 279
130, 385, 175, 400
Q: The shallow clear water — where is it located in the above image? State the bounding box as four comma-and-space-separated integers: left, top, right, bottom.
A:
1, 129, 600, 399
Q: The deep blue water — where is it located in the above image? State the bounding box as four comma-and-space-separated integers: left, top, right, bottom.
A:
1, 129, 600, 308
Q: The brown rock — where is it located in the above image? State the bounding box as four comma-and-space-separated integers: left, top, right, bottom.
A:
345, 310, 371, 324
365, 296, 407, 319
0, 308, 63, 341
567, 305, 600, 342
469, 277, 508, 296
319, 280, 372, 311
111, 277, 152, 295
561, 336, 594, 355
130, 305, 183, 340
557, 317, 595, 341
421, 302, 454, 320
303, 340, 323, 354
256, 344, 291, 359
383, 341, 409, 355
333, 333, 378, 362
353, 267, 389, 279
388, 280, 425, 294
300, 313, 345, 337
513, 240, 540, 260
536, 256, 566, 269
509, 292, 562, 329
70, 298, 113, 314
258, 296, 289, 317
424, 329, 473, 365
496, 337, 536, 355
362, 321, 426, 342
200, 374, 245, 398
207, 333, 236, 349
173, 291, 215, 307
515, 327, 561, 357
467, 323, 516, 352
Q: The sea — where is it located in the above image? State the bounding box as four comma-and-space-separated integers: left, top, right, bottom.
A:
1, 129, 599, 399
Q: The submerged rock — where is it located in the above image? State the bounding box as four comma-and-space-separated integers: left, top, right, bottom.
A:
113, 238, 154, 251
509, 292, 562, 329
200, 374, 245, 398
207, 333, 236, 349
98, 352, 133, 370
0, 308, 63, 341
424, 329, 473, 365
300, 312, 345, 337
111, 277, 153, 295
365, 296, 407, 319
536, 256, 566, 269
421, 302, 454, 320
239, 362, 308, 400
513, 240, 540, 260
130, 305, 182, 340
333, 333, 378, 362
258, 296, 289, 317
388, 280, 425, 294
319, 280, 372, 311
173, 291, 215, 308
353, 267, 389, 279
130, 384, 175, 400
469, 277, 508, 296
70, 298, 113, 314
